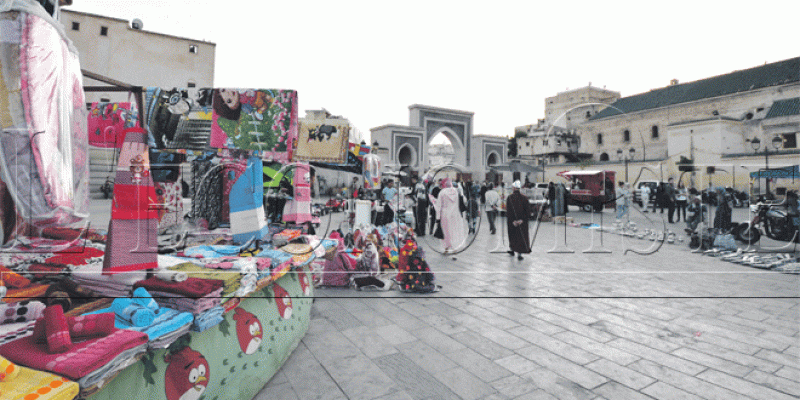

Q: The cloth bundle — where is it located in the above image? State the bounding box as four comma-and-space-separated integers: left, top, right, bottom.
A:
70, 262, 147, 298
0, 355, 79, 400
0, 300, 45, 324
111, 298, 155, 327
180, 245, 241, 259
191, 306, 224, 332
31, 312, 116, 344
153, 269, 188, 282
133, 276, 224, 298
2, 283, 50, 303
85, 288, 193, 346
167, 262, 242, 297
0, 265, 30, 288
0, 327, 148, 381
145, 289, 222, 315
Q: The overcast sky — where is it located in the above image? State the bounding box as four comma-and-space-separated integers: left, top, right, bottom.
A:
68, 0, 799, 144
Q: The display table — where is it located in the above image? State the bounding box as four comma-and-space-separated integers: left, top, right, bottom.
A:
83, 265, 313, 400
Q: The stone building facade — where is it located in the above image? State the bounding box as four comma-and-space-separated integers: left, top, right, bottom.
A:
519, 57, 800, 191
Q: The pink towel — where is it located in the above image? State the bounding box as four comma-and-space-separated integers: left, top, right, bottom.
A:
0, 329, 148, 380
31, 313, 116, 342
43, 305, 71, 353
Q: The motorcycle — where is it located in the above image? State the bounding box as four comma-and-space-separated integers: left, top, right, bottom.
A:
734, 201, 799, 244
726, 188, 749, 208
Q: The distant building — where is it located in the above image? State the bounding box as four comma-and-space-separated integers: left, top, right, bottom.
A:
62, 9, 215, 103
517, 57, 800, 190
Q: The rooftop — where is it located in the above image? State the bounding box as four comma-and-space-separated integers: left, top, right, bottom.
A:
590, 57, 800, 120
765, 97, 800, 119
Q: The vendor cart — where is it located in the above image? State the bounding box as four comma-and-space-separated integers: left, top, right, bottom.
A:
557, 170, 617, 212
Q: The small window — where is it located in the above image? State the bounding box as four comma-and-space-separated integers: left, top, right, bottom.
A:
623, 129, 630, 142
599, 153, 609, 161
71, 22, 80, 31
100, 97, 110, 102
782, 133, 797, 149
189, 45, 199, 54
187, 82, 196, 88
586, 111, 591, 118
597, 133, 603, 145
651, 125, 659, 139
543, 139, 548, 146
100, 26, 108, 36
526, 142, 530, 147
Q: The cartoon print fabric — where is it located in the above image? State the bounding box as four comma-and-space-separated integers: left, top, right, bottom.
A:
210, 89, 298, 162
294, 119, 350, 163
87, 102, 140, 148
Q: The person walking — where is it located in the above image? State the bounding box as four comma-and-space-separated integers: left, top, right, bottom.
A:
484, 183, 500, 234
616, 181, 630, 221
666, 178, 677, 223
413, 177, 428, 236
506, 181, 531, 260
641, 184, 652, 213
429, 179, 441, 235
431, 178, 466, 253
675, 182, 688, 222
381, 179, 397, 226
547, 181, 556, 217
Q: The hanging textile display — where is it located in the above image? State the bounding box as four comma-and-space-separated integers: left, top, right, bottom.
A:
283, 162, 311, 224
363, 153, 381, 189
88, 102, 140, 148
294, 119, 350, 163
209, 89, 298, 162
189, 156, 223, 230
229, 157, 267, 244
221, 160, 247, 224
0, 2, 88, 231
103, 128, 158, 274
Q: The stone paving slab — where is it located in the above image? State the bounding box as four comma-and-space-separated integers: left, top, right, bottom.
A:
258, 209, 798, 399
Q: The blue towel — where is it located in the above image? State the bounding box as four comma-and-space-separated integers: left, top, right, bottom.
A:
132, 287, 159, 311
86, 306, 194, 341
182, 245, 242, 258
111, 298, 155, 327
191, 306, 224, 332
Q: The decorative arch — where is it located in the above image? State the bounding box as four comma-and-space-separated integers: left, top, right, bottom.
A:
427, 126, 465, 167
486, 151, 500, 167
397, 143, 417, 167
599, 152, 609, 161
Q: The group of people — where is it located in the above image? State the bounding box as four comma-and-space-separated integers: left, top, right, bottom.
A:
637, 178, 689, 223
616, 179, 731, 234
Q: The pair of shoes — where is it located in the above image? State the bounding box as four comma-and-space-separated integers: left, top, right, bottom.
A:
490, 231, 496, 235
517, 254, 524, 260
507, 250, 515, 256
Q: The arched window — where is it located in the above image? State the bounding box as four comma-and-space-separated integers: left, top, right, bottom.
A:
397, 145, 415, 166
597, 133, 603, 145
623, 130, 630, 142
651, 125, 659, 139
599, 153, 609, 161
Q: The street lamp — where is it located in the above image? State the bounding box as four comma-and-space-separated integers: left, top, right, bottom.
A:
749, 136, 783, 196
617, 148, 635, 182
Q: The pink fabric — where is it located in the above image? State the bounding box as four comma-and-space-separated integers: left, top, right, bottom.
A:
32, 313, 116, 342
43, 305, 71, 353
0, 328, 148, 380
133, 277, 224, 297
283, 163, 311, 223
20, 13, 86, 217
221, 160, 246, 223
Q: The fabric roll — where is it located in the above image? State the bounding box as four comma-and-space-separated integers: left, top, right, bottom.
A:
153, 269, 187, 282
0, 300, 46, 324
132, 287, 159, 311
0, 355, 19, 381
33, 313, 117, 341
43, 305, 71, 353
110, 298, 155, 327
133, 276, 224, 298
0, 266, 30, 288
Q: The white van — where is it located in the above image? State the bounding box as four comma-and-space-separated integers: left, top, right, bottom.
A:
634, 180, 661, 207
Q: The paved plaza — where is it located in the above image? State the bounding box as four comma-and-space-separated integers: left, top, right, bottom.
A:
257, 207, 799, 400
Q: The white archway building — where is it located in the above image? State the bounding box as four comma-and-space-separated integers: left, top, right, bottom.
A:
371, 104, 507, 181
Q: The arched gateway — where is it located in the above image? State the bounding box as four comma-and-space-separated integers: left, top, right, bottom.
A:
370, 104, 507, 180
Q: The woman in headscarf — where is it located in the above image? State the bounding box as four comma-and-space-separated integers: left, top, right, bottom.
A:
430, 178, 466, 253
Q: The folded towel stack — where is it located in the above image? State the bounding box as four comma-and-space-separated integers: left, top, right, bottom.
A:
191, 306, 224, 332
111, 298, 155, 327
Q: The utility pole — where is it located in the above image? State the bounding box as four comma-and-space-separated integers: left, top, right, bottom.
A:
689, 134, 696, 189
